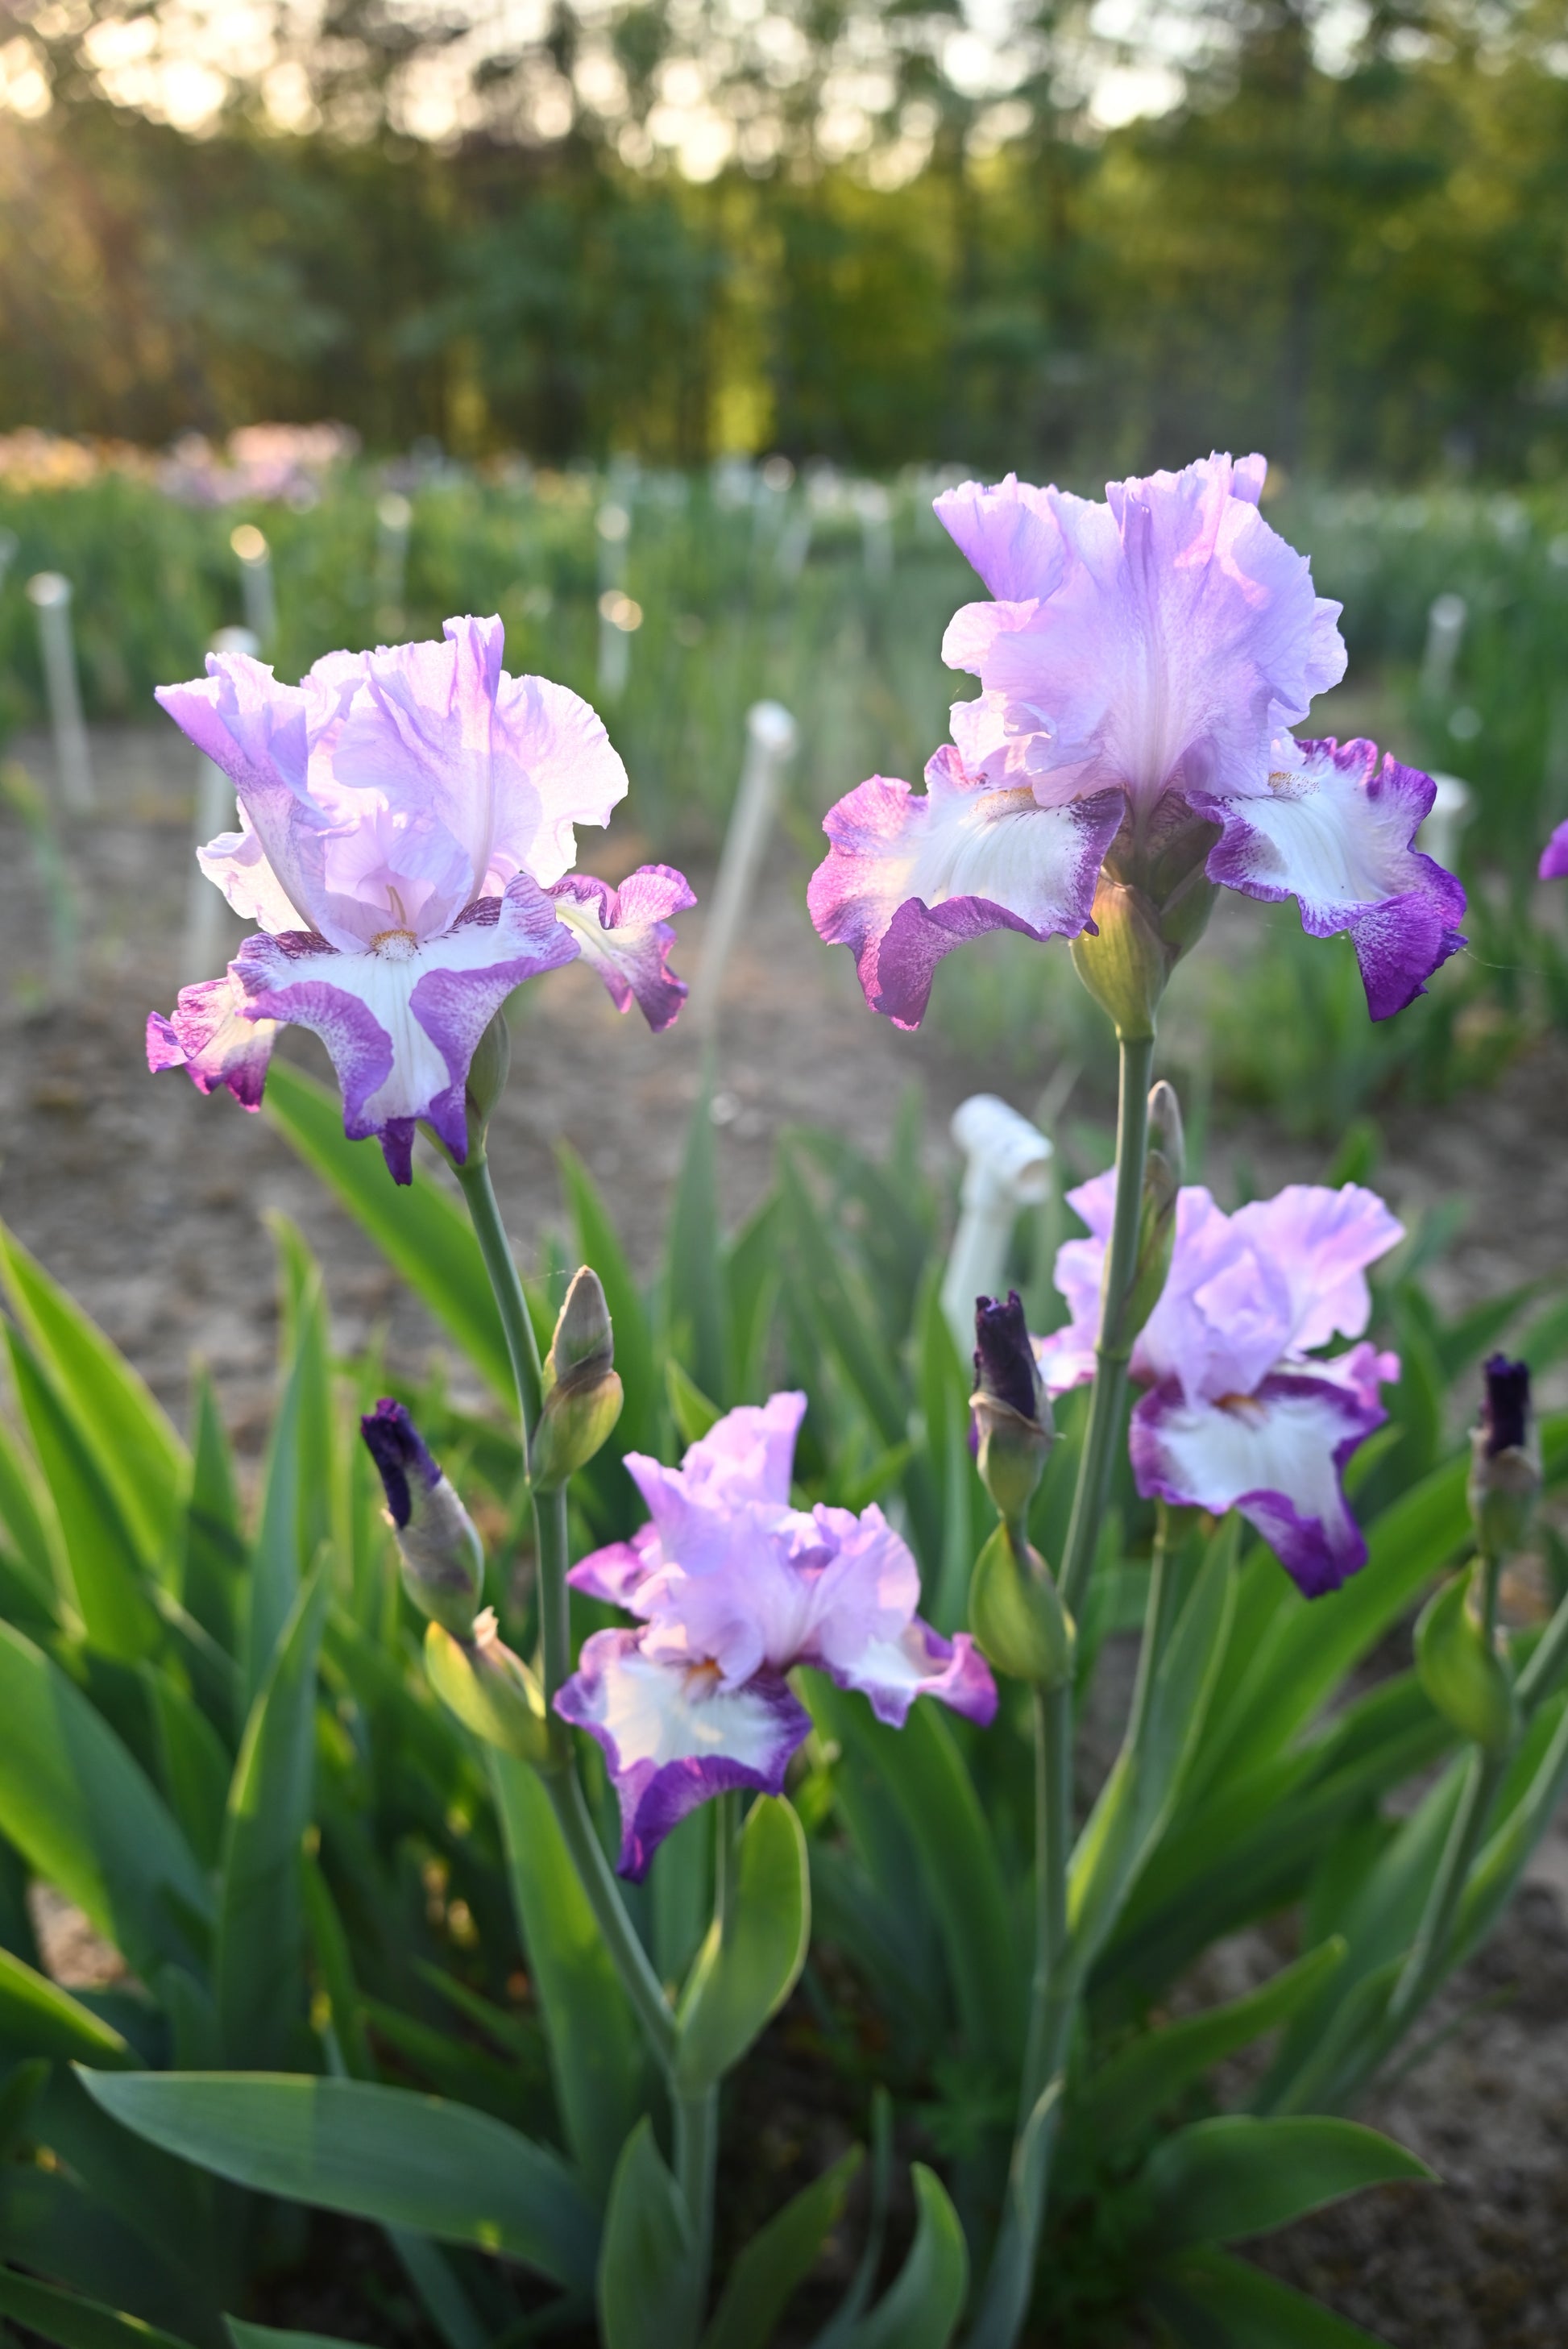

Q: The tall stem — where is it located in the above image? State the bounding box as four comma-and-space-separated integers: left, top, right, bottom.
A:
1060, 1034, 1155, 1621
674, 2083, 718, 2299
456, 1148, 677, 2069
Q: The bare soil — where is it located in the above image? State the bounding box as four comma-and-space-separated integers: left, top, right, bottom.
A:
2, 726, 1567, 2344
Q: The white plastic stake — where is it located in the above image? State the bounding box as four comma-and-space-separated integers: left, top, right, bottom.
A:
1421, 592, 1467, 698
0, 528, 18, 595
1417, 770, 1473, 874
856, 482, 894, 582
182, 626, 259, 984
689, 701, 799, 1038
941, 1095, 1054, 1358
231, 523, 277, 648
375, 491, 413, 621
25, 571, 94, 813
596, 500, 633, 699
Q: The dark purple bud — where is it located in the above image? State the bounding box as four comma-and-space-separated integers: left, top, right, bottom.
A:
974, 1293, 1041, 1424
361, 1398, 442, 1529
1480, 1355, 1531, 1458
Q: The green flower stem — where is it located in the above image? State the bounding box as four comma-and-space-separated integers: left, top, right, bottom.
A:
456, 1148, 678, 2073
674, 2081, 718, 2301
1060, 1032, 1155, 1622
1122, 1503, 1184, 1754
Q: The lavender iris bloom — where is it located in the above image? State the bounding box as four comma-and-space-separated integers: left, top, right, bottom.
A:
1035, 1177, 1404, 1596
1540, 828, 1568, 882
147, 616, 694, 1181
556, 1392, 996, 1878
809, 454, 1466, 1029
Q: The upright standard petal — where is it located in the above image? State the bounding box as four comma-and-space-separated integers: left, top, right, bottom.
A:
232, 873, 577, 1180
808, 751, 1122, 1030
1229, 1182, 1404, 1354
554, 1631, 811, 1880
1130, 1364, 1388, 1597
1198, 738, 1466, 1019
146, 969, 279, 1110
938, 454, 1345, 820
548, 865, 695, 1031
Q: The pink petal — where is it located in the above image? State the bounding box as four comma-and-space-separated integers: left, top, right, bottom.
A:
548, 865, 695, 1031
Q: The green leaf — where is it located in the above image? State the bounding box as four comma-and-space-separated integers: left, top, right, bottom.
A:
0, 1945, 135, 2069
0, 2265, 197, 2349
842, 2164, 969, 2349
1154, 2246, 1396, 2347
666, 1355, 723, 1447
229, 2328, 356, 2349
0, 1411, 67, 1615
181, 1367, 244, 1660
79, 2071, 599, 2291
1458, 1688, 1568, 1962
1129, 2116, 1433, 2256
666, 1077, 728, 1403
1415, 1567, 1515, 1750
265, 1218, 334, 1577
701, 2150, 863, 2349
5, 1328, 160, 1662
675, 1795, 810, 2091
245, 1310, 313, 1712
489, 1751, 645, 2199
597, 2118, 700, 2349
558, 1142, 661, 1457
807, 1675, 1023, 2071
1077, 1938, 1346, 2155
0, 1621, 210, 1978
778, 1149, 904, 1450
0, 1221, 188, 1579
724, 1190, 783, 1408
263, 1060, 510, 1401
144, 1671, 231, 1870
217, 1569, 327, 2067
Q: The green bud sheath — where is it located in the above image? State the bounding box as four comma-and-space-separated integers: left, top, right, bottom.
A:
425, 1610, 554, 1767
530, 1264, 624, 1489
1415, 1565, 1516, 1753
970, 1523, 1076, 1687
463, 1009, 512, 1155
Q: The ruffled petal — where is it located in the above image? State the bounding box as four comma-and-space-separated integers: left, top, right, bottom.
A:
232, 874, 577, 1181
1129, 1366, 1388, 1596
633, 1394, 807, 1518
823, 1622, 998, 1729
1197, 738, 1467, 1020
1540, 822, 1568, 881
807, 753, 1123, 1031
146, 968, 279, 1110
1229, 1183, 1404, 1354
568, 1521, 662, 1607
548, 865, 695, 1031
937, 454, 1344, 821
554, 1631, 811, 1880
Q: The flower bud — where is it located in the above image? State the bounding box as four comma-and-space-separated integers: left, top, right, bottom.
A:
1068, 880, 1170, 1042
1468, 1353, 1540, 1558
529, 1267, 624, 1492
971, 1291, 1053, 1525
425, 1608, 553, 1768
1415, 1563, 1515, 1753
969, 1522, 1075, 1687
1121, 1081, 1184, 1344
463, 1010, 512, 1153
361, 1399, 484, 1635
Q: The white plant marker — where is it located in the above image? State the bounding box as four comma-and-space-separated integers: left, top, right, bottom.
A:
596, 499, 634, 700
181, 626, 259, 984
941, 1095, 1054, 1359
856, 481, 894, 582
1421, 591, 1467, 698
231, 523, 277, 648
375, 491, 413, 625
25, 571, 94, 812
689, 700, 799, 1039
1418, 770, 1473, 875
0, 528, 18, 595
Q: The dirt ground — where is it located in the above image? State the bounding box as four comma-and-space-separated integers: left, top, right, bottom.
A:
3, 724, 1567, 2344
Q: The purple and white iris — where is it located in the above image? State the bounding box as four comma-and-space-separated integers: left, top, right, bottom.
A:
1540, 827, 1568, 882
556, 1392, 997, 1878
1035, 1177, 1404, 1596
147, 616, 693, 1181
810, 454, 1466, 1029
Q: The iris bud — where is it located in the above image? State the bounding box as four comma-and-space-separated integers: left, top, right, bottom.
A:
463, 1010, 512, 1156
361, 1399, 484, 1635
969, 1522, 1075, 1687
1415, 1562, 1516, 1753
1122, 1081, 1184, 1344
1468, 1353, 1540, 1558
971, 1291, 1053, 1526
1068, 879, 1170, 1043
425, 1608, 553, 1768
530, 1267, 624, 1492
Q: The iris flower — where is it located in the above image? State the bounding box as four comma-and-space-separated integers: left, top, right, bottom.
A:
557, 1393, 996, 1878
1035, 1177, 1404, 1596
1541, 828, 1568, 881
810, 454, 1466, 1029
147, 616, 693, 1180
